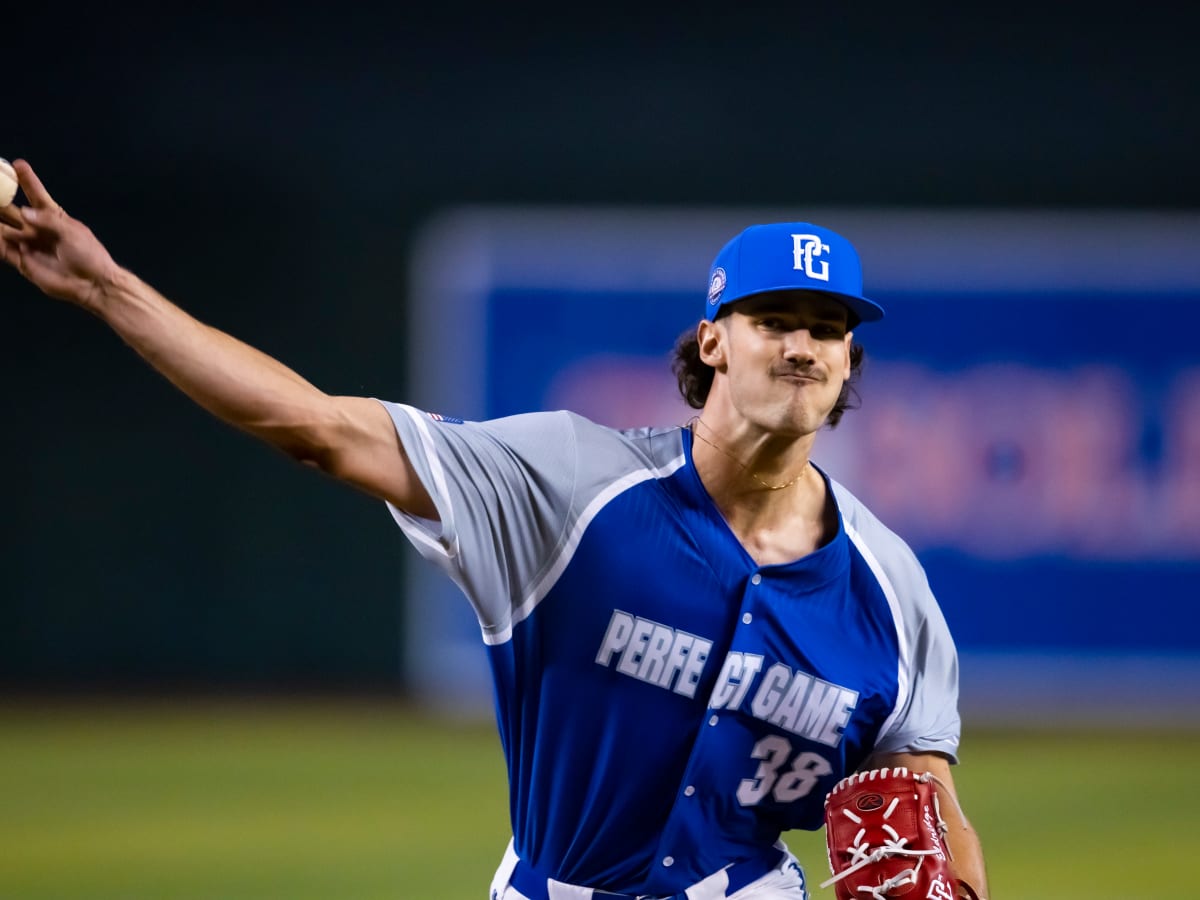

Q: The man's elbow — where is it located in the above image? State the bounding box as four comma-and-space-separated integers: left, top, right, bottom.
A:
264, 418, 345, 473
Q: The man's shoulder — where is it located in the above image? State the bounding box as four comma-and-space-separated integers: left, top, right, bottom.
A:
831, 479, 928, 584
830, 479, 898, 540
480, 410, 687, 473
486, 410, 676, 437
569, 413, 688, 473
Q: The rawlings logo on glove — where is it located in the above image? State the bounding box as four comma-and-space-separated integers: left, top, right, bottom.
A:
821, 767, 978, 900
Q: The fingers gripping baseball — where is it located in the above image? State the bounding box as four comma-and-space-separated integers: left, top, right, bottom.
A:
0, 159, 119, 310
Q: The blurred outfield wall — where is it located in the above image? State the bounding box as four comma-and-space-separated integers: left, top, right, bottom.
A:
401, 208, 1200, 726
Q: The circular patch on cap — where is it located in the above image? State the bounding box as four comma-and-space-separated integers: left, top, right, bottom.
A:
708, 267, 727, 306
856, 793, 885, 812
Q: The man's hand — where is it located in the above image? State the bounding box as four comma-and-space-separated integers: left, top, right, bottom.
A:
0, 157, 434, 516
0, 159, 120, 311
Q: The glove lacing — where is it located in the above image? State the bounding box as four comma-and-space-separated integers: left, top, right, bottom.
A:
820, 771, 962, 898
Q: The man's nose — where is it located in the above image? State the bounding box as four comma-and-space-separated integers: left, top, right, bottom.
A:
782, 329, 819, 363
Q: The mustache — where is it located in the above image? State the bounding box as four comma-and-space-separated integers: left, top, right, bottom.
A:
771, 362, 826, 382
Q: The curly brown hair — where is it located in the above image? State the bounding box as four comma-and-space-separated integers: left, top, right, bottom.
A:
671, 325, 866, 429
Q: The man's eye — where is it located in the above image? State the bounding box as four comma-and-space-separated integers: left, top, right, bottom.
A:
813, 324, 845, 338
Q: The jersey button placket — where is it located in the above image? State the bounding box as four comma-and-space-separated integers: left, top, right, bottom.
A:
743, 573, 761, 627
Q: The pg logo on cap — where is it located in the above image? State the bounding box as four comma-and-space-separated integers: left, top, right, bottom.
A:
791, 234, 830, 283
707, 267, 727, 306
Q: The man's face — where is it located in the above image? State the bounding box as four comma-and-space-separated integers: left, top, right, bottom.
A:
702, 291, 854, 437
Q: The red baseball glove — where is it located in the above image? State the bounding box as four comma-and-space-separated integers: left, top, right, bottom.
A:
821, 767, 979, 900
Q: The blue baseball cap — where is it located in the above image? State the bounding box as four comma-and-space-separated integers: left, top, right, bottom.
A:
705, 223, 885, 326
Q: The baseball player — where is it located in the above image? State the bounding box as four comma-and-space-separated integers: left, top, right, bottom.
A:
0, 160, 988, 900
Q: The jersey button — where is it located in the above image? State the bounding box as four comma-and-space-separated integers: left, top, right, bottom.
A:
750, 573, 762, 585
708, 715, 719, 726
742, 613, 753, 624
663, 857, 675, 867
684, 785, 695, 796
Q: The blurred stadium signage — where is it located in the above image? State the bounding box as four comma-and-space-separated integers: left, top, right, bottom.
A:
403, 208, 1200, 723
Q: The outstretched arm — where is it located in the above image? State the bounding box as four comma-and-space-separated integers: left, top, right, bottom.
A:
0, 159, 436, 519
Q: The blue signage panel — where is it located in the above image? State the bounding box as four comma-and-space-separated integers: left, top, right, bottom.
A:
404, 209, 1200, 722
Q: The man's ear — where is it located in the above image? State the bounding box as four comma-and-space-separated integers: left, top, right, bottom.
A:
697, 319, 727, 369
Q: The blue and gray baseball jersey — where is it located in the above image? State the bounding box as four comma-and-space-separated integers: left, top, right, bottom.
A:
380, 403, 961, 897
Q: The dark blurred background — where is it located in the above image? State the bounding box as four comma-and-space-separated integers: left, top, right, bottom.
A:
3, 3, 1198, 692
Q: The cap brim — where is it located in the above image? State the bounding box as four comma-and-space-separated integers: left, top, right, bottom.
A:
821, 290, 885, 325
717, 286, 885, 325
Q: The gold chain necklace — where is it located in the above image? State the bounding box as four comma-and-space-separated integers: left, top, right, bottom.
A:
687, 418, 810, 491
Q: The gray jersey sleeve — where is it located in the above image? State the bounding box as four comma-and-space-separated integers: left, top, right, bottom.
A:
831, 480, 963, 763
377, 403, 580, 642
376, 402, 686, 645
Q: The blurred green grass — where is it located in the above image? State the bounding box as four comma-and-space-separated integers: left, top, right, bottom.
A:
0, 699, 1193, 899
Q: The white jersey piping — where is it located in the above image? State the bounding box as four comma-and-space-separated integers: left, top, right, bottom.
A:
843, 519, 912, 744
385, 403, 462, 562
484, 452, 687, 646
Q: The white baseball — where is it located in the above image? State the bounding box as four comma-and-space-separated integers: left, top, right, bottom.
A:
0, 158, 18, 207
